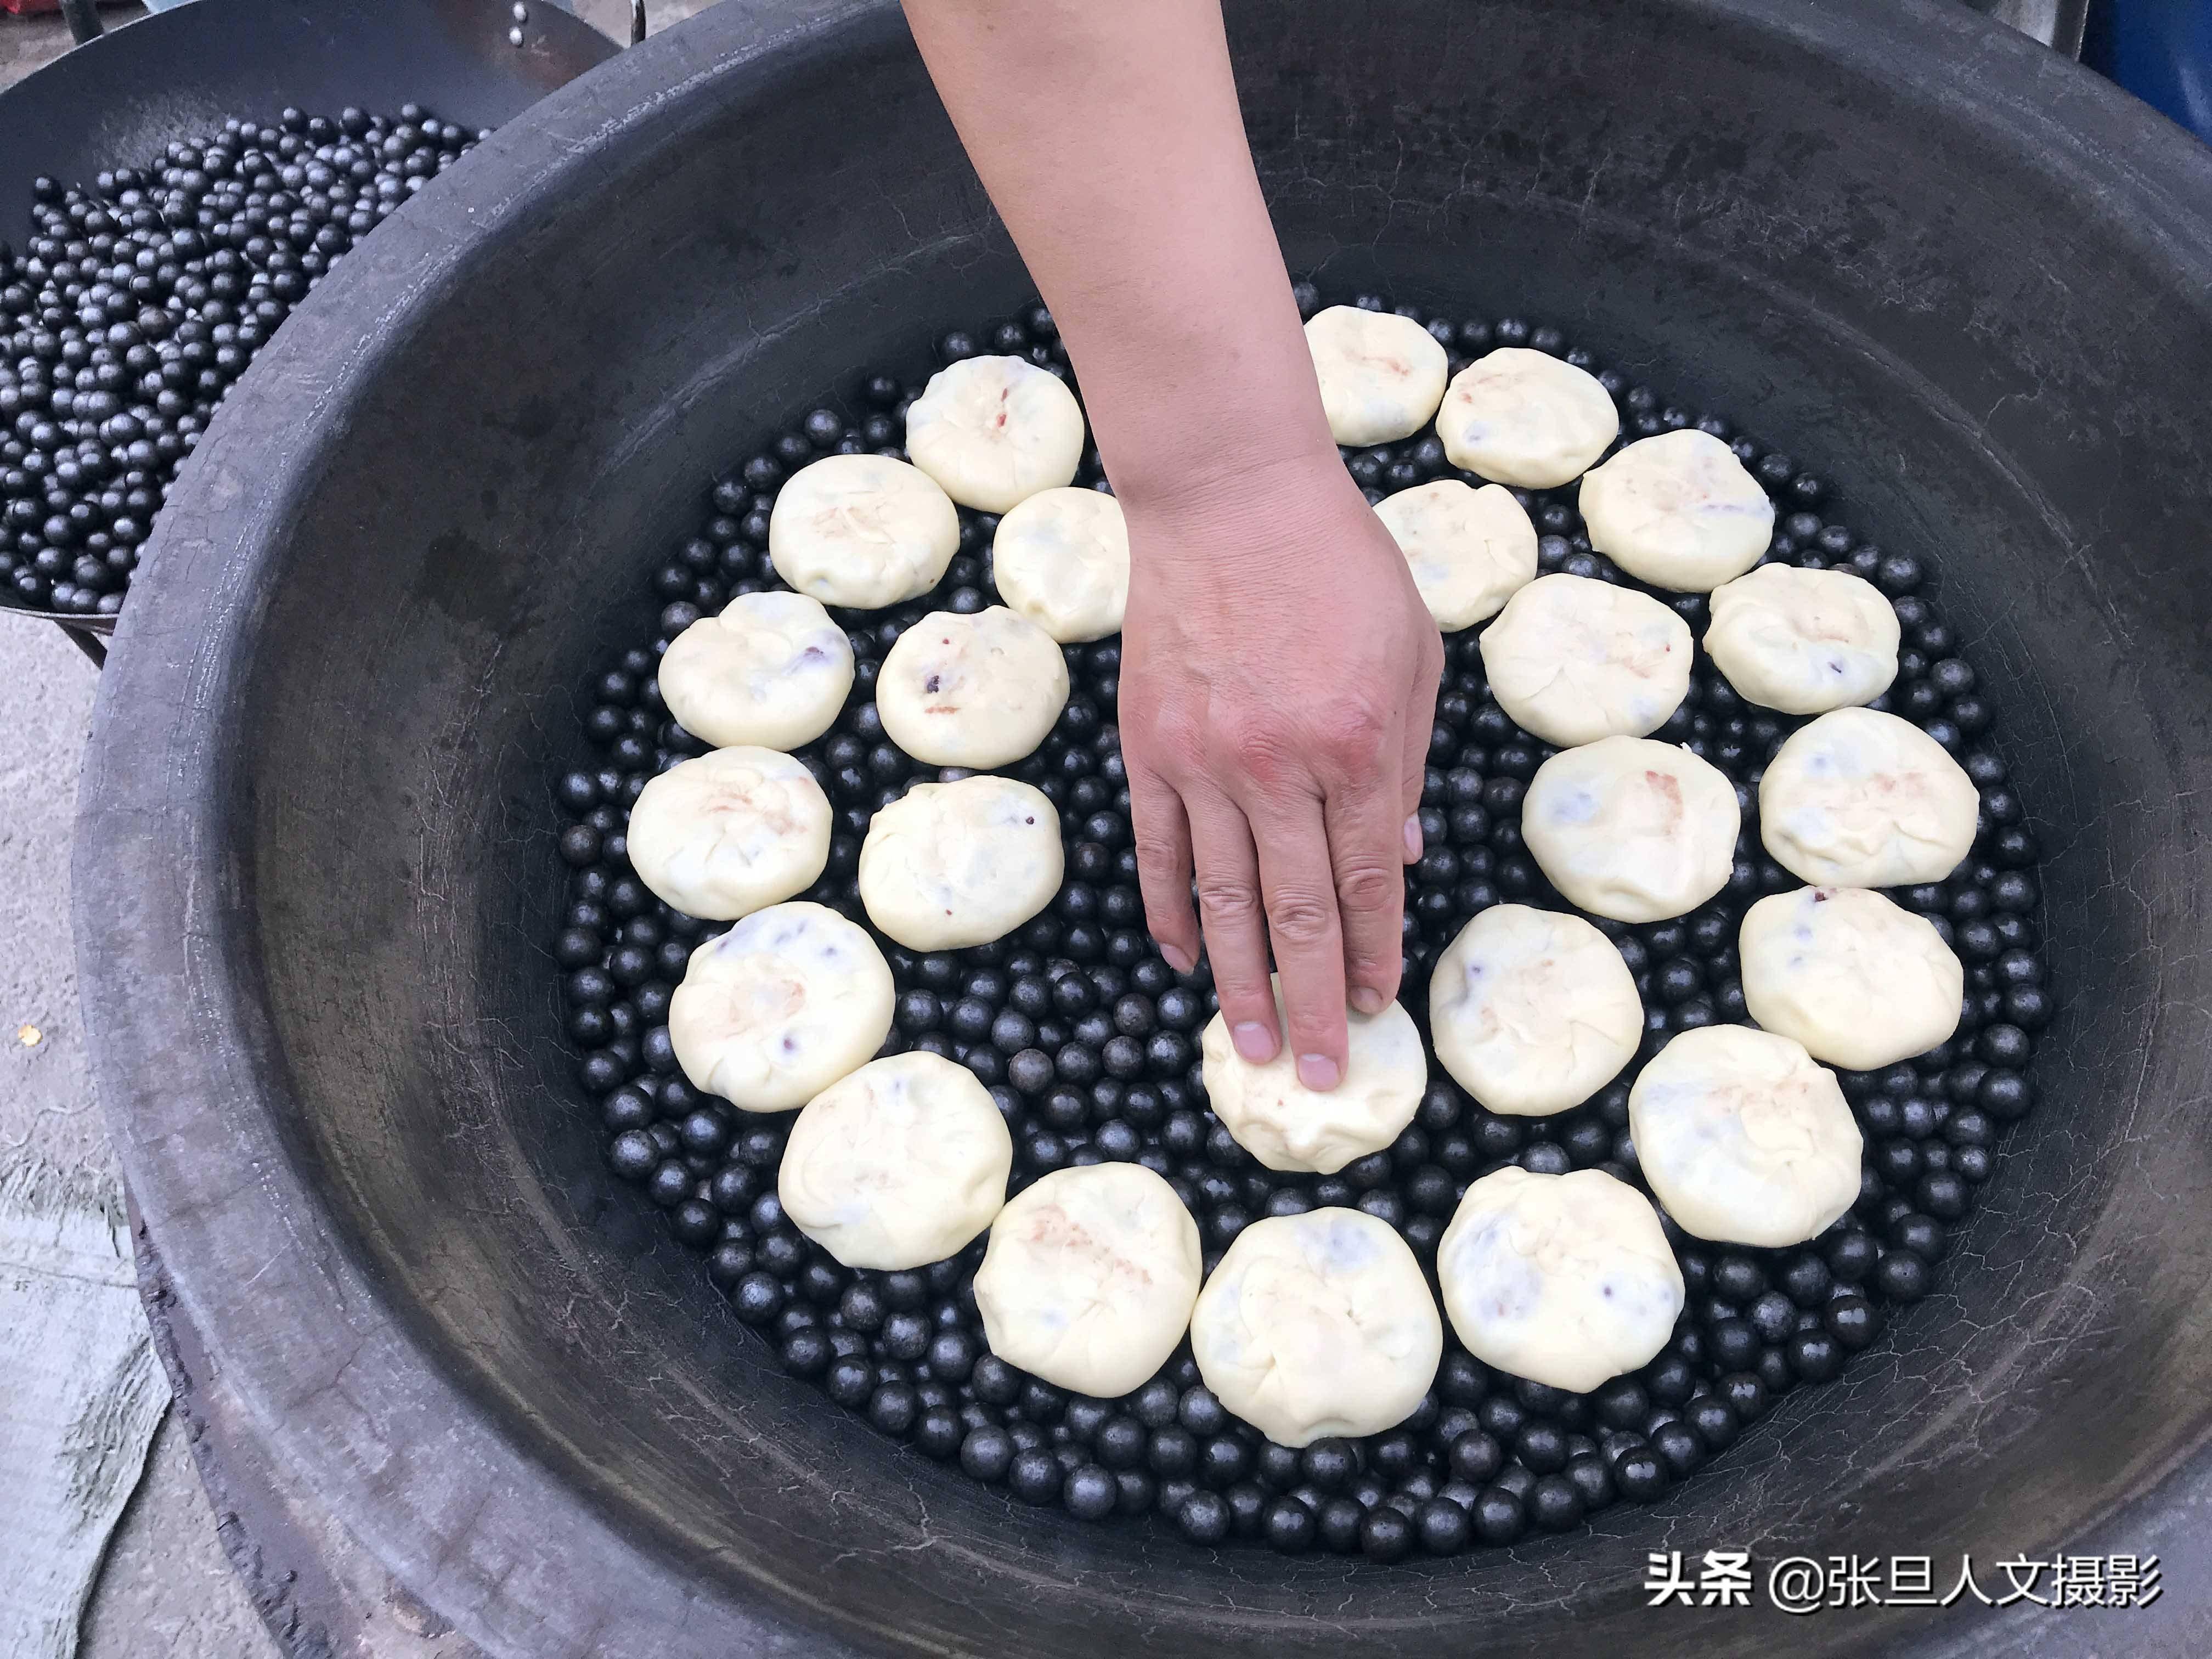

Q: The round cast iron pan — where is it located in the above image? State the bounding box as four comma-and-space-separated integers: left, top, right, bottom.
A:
72, 0, 2212, 1654
0, 0, 617, 653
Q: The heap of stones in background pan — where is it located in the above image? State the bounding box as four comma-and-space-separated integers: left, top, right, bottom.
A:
550, 295, 2050, 1561
0, 105, 487, 616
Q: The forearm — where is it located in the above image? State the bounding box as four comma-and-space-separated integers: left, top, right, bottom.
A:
905, 0, 1441, 1073
900, 0, 1335, 516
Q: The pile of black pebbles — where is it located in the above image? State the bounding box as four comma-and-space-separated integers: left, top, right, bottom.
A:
0, 105, 483, 616
551, 290, 2050, 1561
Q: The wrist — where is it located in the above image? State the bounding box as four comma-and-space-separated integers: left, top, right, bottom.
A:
1108, 422, 1343, 521
1118, 448, 1396, 585
1054, 291, 1340, 515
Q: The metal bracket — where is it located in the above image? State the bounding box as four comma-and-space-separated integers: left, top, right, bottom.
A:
57, 0, 103, 43
1972, 0, 2091, 58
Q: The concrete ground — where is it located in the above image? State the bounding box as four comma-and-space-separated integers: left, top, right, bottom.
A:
0, 2, 712, 1654
0, 623, 271, 1659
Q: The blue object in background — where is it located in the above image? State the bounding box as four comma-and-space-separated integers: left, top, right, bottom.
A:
2085, 0, 2212, 143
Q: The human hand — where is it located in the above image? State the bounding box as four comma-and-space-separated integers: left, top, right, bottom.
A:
1118, 451, 1444, 1090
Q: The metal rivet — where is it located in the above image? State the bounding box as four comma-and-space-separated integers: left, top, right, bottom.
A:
507, 25, 526, 46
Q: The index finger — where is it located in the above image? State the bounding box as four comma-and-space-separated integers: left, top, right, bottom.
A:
1127, 759, 1201, 975
1243, 790, 1350, 1091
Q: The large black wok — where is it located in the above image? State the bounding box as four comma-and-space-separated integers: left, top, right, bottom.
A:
0, 0, 615, 658
74, 0, 2212, 1654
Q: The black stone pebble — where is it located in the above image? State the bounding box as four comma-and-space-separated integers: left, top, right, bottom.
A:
551, 294, 2050, 1558
0, 105, 481, 615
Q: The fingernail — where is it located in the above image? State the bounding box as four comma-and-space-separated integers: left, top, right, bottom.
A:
1349, 986, 1386, 1015
1232, 1022, 1277, 1063
1297, 1053, 1342, 1091
1161, 944, 1195, 974
1403, 815, 1423, 861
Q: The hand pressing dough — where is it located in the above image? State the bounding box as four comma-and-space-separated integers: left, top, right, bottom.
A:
768, 453, 960, 610
779, 1050, 1014, 1269
1429, 905, 1642, 1116
1578, 428, 1775, 591
626, 747, 830, 922
1304, 305, 1451, 446
1199, 978, 1425, 1174
1760, 707, 1979, 887
1374, 480, 1538, 631
859, 776, 1063, 950
974, 1163, 1203, 1398
1478, 573, 1693, 747
657, 591, 855, 750
668, 901, 893, 1111
1629, 1025, 1863, 1248
1740, 885, 1964, 1071
876, 605, 1070, 767
1437, 348, 1620, 489
1705, 563, 1900, 714
1522, 736, 1741, 923
1437, 1167, 1683, 1394
1190, 1209, 1442, 1447
990, 486, 1130, 642
905, 354, 1086, 514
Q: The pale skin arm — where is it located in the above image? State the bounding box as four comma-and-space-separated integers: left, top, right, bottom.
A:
902, 0, 1443, 1090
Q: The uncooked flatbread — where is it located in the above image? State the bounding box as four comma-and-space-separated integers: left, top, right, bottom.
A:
768, 453, 960, 610
1522, 736, 1741, 922
1578, 428, 1774, 591
1477, 572, 1693, 747
904, 354, 1086, 514
625, 746, 830, 922
1437, 1167, 1683, 1394
1629, 1025, 1863, 1248
876, 605, 1070, 768
667, 901, 894, 1111
1199, 978, 1425, 1174
974, 1163, 1202, 1398
1429, 904, 1643, 1116
1374, 479, 1538, 631
1437, 348, 1620, 489
778, 1050, 1014, 1269
1740, 884, 1964, 1071
1304, 305, 1451, 446
1189, 1209, 1442, 1448
857, 775, 1063, 950
1759, 707, 1979, 887
1705, 563, 1900, 714
657, 590, 855, 750
990, 486, 1130, 643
